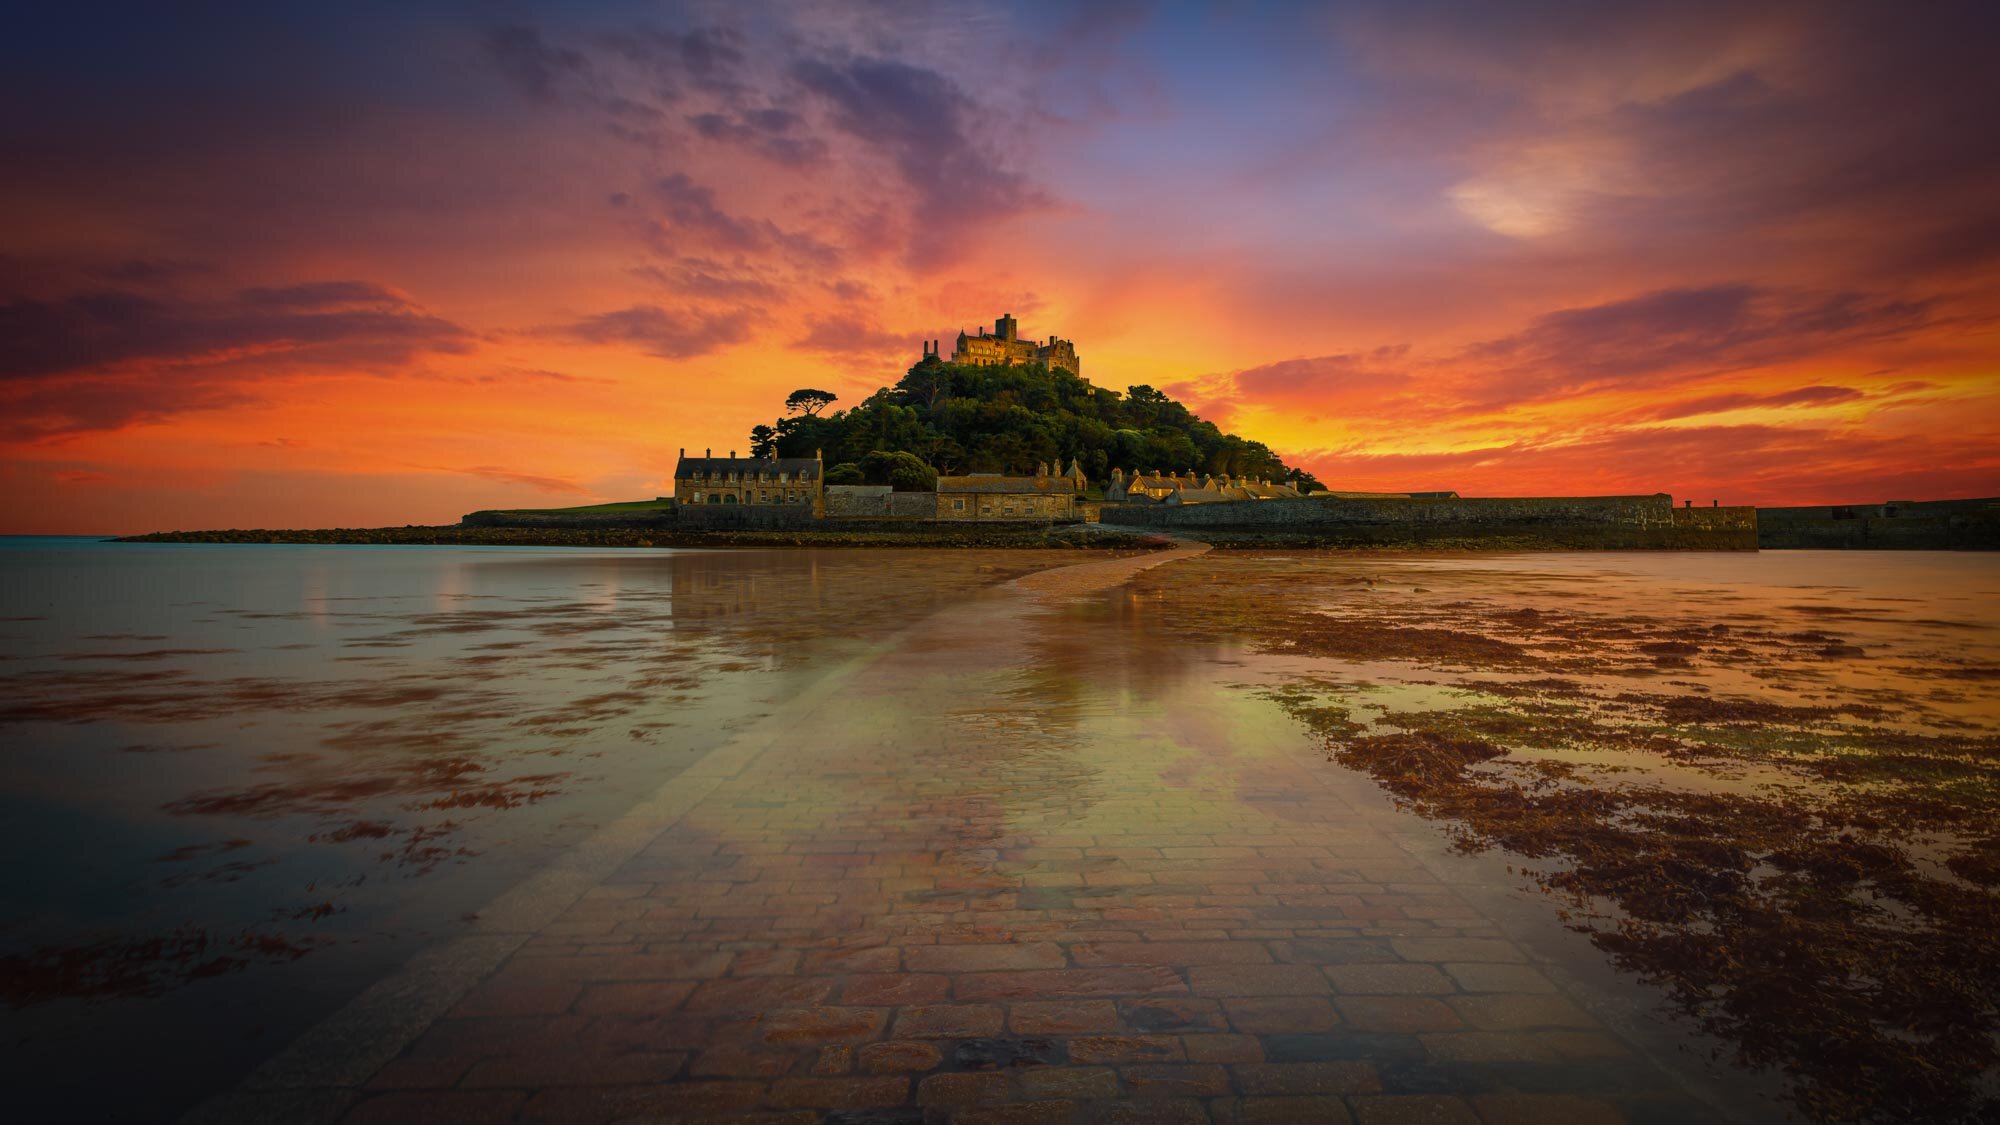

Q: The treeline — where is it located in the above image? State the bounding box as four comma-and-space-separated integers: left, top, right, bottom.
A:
749, 358, 1319, 490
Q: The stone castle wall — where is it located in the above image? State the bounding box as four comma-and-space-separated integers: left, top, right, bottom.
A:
1100, 494, 1759, 549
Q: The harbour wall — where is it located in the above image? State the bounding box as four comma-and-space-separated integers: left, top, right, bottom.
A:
1099, 493, 1759, 550
1756, 497, 1998, 549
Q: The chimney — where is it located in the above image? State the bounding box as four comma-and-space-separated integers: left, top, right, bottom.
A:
730, 450, 736, 459
679, 447, 685, 458
705, 447, 711, 458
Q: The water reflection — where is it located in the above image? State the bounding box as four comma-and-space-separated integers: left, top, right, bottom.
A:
0, 540, 1080, 1119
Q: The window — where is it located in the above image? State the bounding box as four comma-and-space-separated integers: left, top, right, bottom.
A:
693, 491, 704, 503
952, 498, 964, 511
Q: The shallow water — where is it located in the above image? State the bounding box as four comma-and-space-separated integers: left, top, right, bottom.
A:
2, 542, 1994, 1121
0, 538, 1079, 1119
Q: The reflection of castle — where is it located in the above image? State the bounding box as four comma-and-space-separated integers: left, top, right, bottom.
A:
919, 313, 1080, 376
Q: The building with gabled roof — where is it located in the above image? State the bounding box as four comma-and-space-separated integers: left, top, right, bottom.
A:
673, 448, 823, 514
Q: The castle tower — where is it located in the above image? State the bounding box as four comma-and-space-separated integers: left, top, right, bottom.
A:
996, 313, 1018, 342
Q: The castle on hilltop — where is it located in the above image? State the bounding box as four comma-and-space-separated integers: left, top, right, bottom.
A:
918, 313, 1081, 377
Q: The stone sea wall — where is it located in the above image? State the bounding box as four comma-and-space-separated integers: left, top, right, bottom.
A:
461, 509, 677, 529
1100, 493, 1760, 550
1757, 497, 1999, 549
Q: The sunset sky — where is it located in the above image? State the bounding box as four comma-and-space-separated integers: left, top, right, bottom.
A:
3, 1, 1997, 533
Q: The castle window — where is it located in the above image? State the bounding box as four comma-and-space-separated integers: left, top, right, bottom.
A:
952, 499, 964, 511
693, 491, 704, 503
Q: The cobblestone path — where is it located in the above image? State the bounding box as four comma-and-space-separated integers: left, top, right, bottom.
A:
197, 545, 1730, 1124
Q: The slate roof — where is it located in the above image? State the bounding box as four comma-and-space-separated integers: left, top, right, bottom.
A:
936, 474, 1071, 495
674, 456, 820, 480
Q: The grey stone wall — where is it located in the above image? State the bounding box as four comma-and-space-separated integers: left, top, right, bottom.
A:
1758, 497, 1999, 549
824, 486, 894, 518
677, 504, 820, 530
1100, 494, 1758, 549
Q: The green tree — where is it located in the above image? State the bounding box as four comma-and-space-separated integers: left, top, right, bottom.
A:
823, 462, 864, 486
860, 450, 937, 492
785, 388, 838, 416
747, 424, 777, 458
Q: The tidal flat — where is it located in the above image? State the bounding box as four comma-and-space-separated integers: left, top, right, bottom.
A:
2, 540, 1993, 1122
1113, 550, 2000, 1122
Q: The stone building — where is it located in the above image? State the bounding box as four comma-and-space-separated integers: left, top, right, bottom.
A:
934, 461, 1084, 521
673, 448, 823, 514
1103, 469, 1303, 504
919, 313, 1081, 376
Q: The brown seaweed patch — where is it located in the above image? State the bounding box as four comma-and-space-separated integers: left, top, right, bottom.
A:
0, 926, 318, 1007
1273, 618, 1535, 666
418, 772, 568, 810
1284, 694, 2000, 1122
59, 648, 234, 661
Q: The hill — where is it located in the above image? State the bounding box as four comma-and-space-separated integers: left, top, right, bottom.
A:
752, 357, 1320, 491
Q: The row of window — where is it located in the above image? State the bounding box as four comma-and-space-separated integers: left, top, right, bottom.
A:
689, 491, 811, 505
688, 471, 798, 484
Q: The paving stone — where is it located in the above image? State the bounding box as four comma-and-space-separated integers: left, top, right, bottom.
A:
1089, 1098, 1211, 1124
1446, 994, 1598, 1031
1440, 963, 1560, 994
1335, 996, 1465, 1033
759, 1006, 890, 1046
1008, 999, 1120, 1035
953, 967, 1189, 1002
682, 976, 836, 1013
764, 1076, 911, 1109
1211, 1094, 1355, 1123
1015, 1065, 1120, 1100
1183, 1032, 1265, 1062
904, 943, 1067, 973
953, 1037, 1064, 1070
951, 1102, 1076, 1125
1470, 1092, 1629, 1124
1389, 939, 1525, 964
839, 973, 950, 1006
1073, 941, 1274, 966
1066, 1034, 1188, 1064
1350, 1094, 1482, 1124
1120, 1063, 1232, 1096
1324, 962, 1457, 996
689, 1044, 796, 1078
1232, 1061, 1383, 1096
572, 980, 696, 1015
890, 1004, 1006, 1039
1190, 964, 1334, 997
1117, 996, 1229, 1033
1223, 995, 1343, 1033
917, 1072, 1011, 1106
856, 1041, 943, 1075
